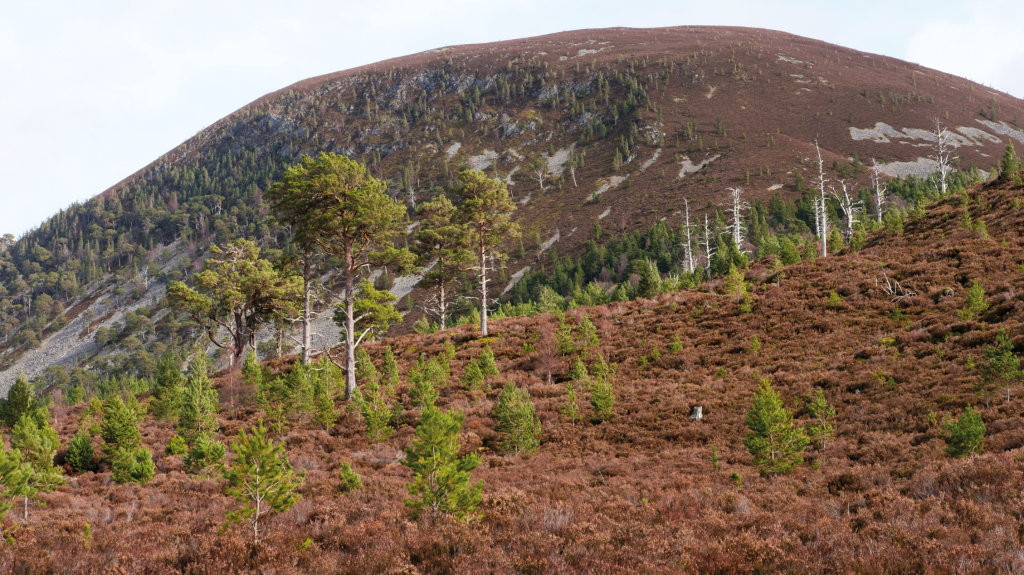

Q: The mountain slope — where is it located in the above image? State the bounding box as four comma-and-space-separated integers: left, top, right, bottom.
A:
4, 176, 1024, 573
2, 26, 1024, 389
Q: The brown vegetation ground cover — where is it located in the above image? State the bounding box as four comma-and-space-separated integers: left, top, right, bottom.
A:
3, 179, 1024, 573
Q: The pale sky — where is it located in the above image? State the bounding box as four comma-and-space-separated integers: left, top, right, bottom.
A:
2, 0, 1022, 237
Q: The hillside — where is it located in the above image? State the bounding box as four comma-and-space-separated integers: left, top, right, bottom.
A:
2, 25, 1024, 391
1, 175, 1022, 573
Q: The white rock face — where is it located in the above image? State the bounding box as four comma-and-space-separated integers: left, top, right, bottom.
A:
468, 149, 498, 171
678, 154, 720, 179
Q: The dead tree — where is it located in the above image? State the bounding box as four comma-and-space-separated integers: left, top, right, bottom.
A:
699, 214, 716, 279
681, 198, 696, 273
870, 160, 888, 223
830, 178, 864, 242
931, 119, 960, 195
724, 187, 750, 254
878, 272, 918, 302
813, 141, 830, 257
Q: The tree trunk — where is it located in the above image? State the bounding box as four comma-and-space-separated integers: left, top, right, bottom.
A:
344, 246, 356, 400
479, 237, 488, 337
301, 248, 312, 365
439, 283, 448, 329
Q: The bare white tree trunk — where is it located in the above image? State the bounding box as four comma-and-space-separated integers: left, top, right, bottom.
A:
830, 178, 863, 242
870, 160, 888, 223
725, 187, 750, 254
700, 214, 716, 279
683, 198, 695, 273
931, 118, 960, 195
479, 242, 489, 337
814, 141, 830, 258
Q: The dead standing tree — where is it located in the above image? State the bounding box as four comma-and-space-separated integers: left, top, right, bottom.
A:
813, 141, 831, 257
830, 178, 864, 241
931, 119, 961, 195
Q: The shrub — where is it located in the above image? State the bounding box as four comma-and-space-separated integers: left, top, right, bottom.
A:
183, 435, 226, 474
668, 334, 683, 353
111, 447, 155, 485
164, 435, 188, 456
958, 280, 988, 321
461, 360, 484, 391
943, 406, 985, 458
338, 462, 363, 493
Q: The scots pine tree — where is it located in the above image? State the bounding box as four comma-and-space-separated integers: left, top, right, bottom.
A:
11, 409, 64, 519
589, 355, 617, 423
743, 379, 809, 475
636, 259, 662, 299
0, 373, 36, 429
477, 345, 499, 377
150, 351, 185, 420
101, 397, 143, 459
461, 360, 484, 391
493, 382, 540, 455
177, 354, 219, 446
311, 369, 339, 430
164, 435, 188, 457
223, 419, 304, 544
805, 389, 836, 449
560, 381, 582, 426
556, 315, 576, 355
577, 314, 599, 352
359, 377, 394, 443
403, 406, 483, 520
66, 430, 96, 473
959, 280, 988, 320
983, 329, 1022, 402
381, 346, 400, 392
0, 446, 34, 526
453, 170, 520, 337
1000, 141, 1021, 182
408, 356, 442, 409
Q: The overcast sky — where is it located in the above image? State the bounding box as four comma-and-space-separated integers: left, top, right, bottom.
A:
2, 0, 1022, 237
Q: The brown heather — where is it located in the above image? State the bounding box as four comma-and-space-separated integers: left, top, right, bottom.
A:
4, 179, 1024, 573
